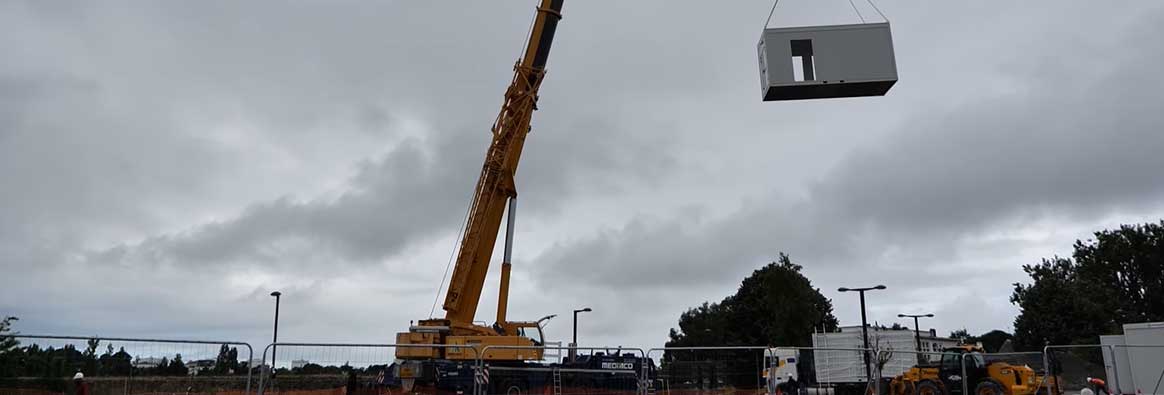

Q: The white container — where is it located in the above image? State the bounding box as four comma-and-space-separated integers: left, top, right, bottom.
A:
1100, 322, 1164, 395
758, 22, 898, 101
1100, 335, 1135, 395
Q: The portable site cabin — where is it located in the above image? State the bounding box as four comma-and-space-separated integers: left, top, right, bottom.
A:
758, 22, 898, 101
1100, 322, 1164, 395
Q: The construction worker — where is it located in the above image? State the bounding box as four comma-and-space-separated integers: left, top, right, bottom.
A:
786, 373, 801, 395
1087, 377, 1109, 395
73, 372, 90, 395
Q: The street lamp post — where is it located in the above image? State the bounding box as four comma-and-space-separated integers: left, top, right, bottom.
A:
572, 308, 592, 362
838, 285, 886, 383
897, 313, 934, 359
270, 291, 282, 377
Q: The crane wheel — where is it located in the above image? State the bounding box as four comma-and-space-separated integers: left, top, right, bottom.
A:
916, 381, 942, 395
975, 381, 1005, 395
500, 379, 527, 395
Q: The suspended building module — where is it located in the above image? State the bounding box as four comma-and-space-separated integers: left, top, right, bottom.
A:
758, 22, 898, 101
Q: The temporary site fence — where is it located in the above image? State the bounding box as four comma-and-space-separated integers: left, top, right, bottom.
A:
255, 342, 481, 395
873, 350, 946, 395
770, 346, 880, 395
1044, 345, 1118, 395
969, 351, 1046, 395
0, 334, 254, 395
477, 345, 647, 395
647, 346, 772, 395
4, 336, 1159, 395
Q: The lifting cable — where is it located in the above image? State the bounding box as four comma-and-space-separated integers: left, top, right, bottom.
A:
762, 0, 780, 29
866, 0, 889, 22
848, 0, 867, 23
429, 182, 480, 319
763, 0, 888, 29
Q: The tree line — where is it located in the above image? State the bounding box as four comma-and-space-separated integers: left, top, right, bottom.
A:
664, 220, 1164, 366
0, 333, 249, 378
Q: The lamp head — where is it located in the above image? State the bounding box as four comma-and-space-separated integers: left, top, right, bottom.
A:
837, 287, 850, 292
270, 291, 282, 297
874, 285, 887, 290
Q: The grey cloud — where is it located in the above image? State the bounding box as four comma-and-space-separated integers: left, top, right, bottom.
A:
86, 108, 677, 268
531, 5, 1164, 293
6, 1, 1164, 347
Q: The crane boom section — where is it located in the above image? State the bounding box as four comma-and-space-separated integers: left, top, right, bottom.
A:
442, 0, 564, 325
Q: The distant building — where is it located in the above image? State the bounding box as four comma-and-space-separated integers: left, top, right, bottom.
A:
291, 359, 310, 369
188, 359, 216, 375
132, 357, 163, 369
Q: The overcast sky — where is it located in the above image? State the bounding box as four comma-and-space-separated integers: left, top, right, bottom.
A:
3, 0, 1164, 358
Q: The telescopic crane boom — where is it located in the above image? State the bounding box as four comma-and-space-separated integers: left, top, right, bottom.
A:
396, 0, 564, 362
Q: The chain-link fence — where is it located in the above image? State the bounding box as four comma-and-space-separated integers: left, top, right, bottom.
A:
255, 342, 482, 395
477, 345, 646, 395
0, 335, 253, 395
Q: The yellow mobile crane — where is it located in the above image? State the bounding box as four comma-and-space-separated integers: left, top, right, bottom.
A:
395, 0, 564, 363
393, 0, 898, 379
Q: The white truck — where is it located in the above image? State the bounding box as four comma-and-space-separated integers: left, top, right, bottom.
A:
1100, 322, 1164, 395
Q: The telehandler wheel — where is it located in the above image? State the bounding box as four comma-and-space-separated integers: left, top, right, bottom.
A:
894, 380, 917, 395
916, 381, 942, 395
975, 380, 1005, 395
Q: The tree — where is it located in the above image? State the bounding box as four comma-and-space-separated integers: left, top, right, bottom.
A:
949, 328, 975, 344
665, 255, 839, 388
976, 330, 1013, 353
1012, 221, 1164, 351
0, 316, 18, 354
1073, 222, 1164, 324
668, 254, 839, 348
215, 344, 231, 374
169, 353, 189, 376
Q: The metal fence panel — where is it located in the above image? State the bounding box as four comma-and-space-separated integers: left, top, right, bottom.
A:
1045, 345, 1117, 395
255, 342, 481, 395
762, 347, 876, 395
873, 349, 945, 395
647, 346, 787, 395
962, 351, 1047, 395
476, 346, 647, 395
0, 335, 254, 395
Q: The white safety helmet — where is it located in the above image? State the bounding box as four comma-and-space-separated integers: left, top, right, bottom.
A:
73, 372, 84, 380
